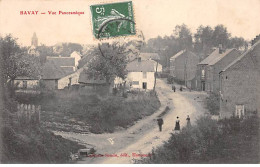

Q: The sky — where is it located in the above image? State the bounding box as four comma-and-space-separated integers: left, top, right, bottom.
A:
0, 0, 259, 46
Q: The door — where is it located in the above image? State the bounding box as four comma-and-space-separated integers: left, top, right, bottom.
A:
142, 82, 147, 89
201, 81, 205, 91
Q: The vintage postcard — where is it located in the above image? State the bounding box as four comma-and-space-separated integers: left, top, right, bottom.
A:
0, 0, 259, 164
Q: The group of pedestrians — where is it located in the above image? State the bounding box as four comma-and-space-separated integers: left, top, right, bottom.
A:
157, 115, 191, 132
172, 85, 183, 92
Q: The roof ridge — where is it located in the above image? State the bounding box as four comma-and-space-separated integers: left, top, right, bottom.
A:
221, 40, 260, 73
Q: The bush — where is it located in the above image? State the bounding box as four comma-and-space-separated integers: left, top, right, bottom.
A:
135, 115, 259, 164
205, 92, 220, 115
1, 123, 85, 163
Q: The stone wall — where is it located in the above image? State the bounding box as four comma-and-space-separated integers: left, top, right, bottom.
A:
220, 46, 259, 118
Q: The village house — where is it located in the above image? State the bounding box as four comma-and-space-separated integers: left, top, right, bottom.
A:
41, 61, 82, 90
169, 50, 199, 89
126, 57, 155, 90
196, 46, 240, 93
139, 53, 162, 73
219, 39, 260, 119
46, 51, 82, 73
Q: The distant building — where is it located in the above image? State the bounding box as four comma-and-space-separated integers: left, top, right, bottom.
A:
31, 32, 38, 47
126, 57, 155, 90
170, 50, 199, 89
219, 40, 260, 118
196, 46, 240, 93
28, 32, 39, 56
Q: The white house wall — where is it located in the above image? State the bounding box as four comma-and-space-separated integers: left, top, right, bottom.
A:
127, 72, 155, 90
70, 52, 82, 67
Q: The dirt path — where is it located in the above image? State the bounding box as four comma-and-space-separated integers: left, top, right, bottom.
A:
53, 79, 207, 164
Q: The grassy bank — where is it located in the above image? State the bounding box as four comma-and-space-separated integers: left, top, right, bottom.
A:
16, 90, 161, 134
134, 115, 259, 164
1, 109, 85, 163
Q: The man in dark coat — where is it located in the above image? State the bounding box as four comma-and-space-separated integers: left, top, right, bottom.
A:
157, 118, 164, 132
172, 85, 176, 92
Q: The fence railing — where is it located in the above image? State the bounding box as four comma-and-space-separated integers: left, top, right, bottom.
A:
17, 103, 41, 125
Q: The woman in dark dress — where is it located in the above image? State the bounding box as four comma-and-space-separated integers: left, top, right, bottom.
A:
174, 116, 180, 130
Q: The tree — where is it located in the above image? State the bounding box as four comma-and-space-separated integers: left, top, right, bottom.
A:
227, 37, 246, 50
212, 25, 230, 48
173, 24, 193, 51
194, 25, 214, 55
86, 42, 128, 83
0, 34, 41, 97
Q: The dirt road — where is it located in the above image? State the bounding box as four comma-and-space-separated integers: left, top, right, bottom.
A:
54, 79, 207, 164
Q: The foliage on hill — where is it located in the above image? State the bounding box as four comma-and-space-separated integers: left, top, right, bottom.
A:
16, 90, 161, 134
1, 103, 85, 164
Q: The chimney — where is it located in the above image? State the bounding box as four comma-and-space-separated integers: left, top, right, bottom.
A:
138, 57, 141, 62
219, 44, 223, 54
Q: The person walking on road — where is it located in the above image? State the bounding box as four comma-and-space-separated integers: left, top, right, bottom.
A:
186, 115, 191, 128
157, 118, 164, 132
172, 85, 176, 92
174, 116, 180, 131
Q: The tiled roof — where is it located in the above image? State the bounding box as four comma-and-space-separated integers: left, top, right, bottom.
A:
198, 48, 236, 65
42, 61, 68, 80
127, 59, 155, 72
221, 40, 260, 72
139, 53, 160, 60
46, 56, 75, 67
170, 50, 185, 60
78, 55, 94, 68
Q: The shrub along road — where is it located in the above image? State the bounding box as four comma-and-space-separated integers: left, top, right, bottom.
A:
53, 79, 207, 164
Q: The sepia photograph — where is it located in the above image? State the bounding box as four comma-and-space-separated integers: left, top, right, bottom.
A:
0, 0, 259, 164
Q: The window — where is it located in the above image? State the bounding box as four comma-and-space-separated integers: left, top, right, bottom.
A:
201, 69, 205, 78
143, 72, 147, 78
235, 105, 245, 118
132, 81, 139, 85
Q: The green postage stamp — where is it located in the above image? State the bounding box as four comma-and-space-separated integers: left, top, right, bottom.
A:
90, 1, 135, 39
